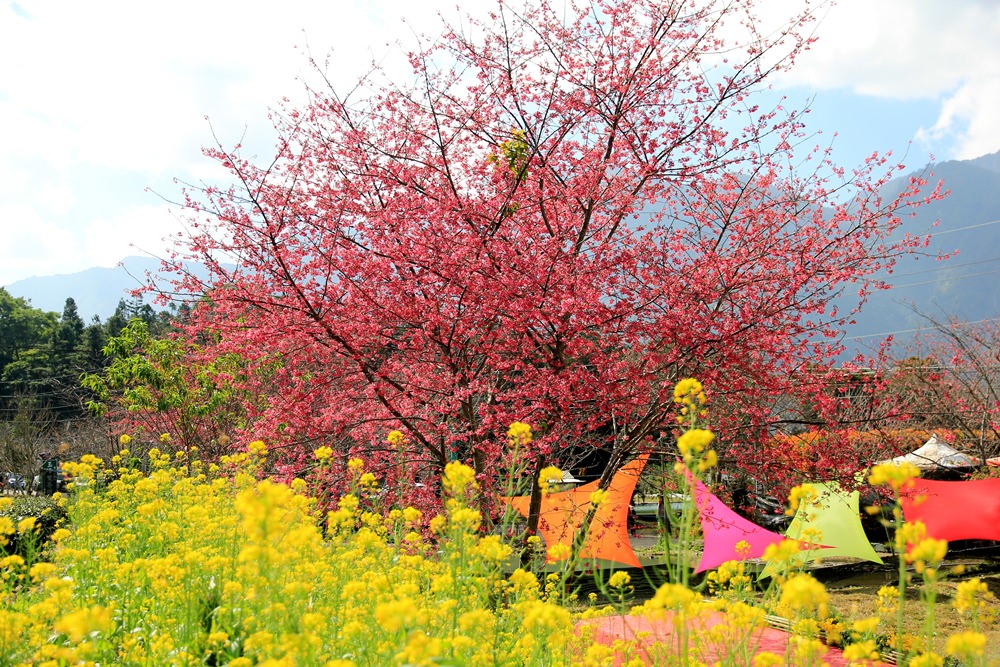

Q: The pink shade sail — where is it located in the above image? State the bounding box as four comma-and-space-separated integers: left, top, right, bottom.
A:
901, 477, 1000, 543
691, 478, 786, 573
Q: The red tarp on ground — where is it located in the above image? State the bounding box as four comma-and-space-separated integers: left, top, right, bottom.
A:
901, 477, 1000, 543
578, 612, 891, 666
505, 455, 648, 567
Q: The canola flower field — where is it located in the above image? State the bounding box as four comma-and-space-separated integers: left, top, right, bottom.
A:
1, 390, 997, 666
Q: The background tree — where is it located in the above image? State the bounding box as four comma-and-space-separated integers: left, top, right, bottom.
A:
0, 398, 52, 491
81, 319, 247, 461
163, 0, 936, 525
880, 314, 1000, 464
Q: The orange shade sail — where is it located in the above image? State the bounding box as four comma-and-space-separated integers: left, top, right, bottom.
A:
505, 455, 648, 567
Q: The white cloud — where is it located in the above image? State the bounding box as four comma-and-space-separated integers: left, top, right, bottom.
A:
3, 0, 998, 287
0, 202, 185, 287
772, 0, 1000, 160
0, 204, 82, 285
79, 204, 189, 267
915, 79, 1000, 160
0, 0, 466, 286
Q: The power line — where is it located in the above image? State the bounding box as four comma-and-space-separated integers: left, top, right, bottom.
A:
888, 266, 1000, 289
890, 256, 1000, 279
845, 317, 1000, 341
931, 218, 1000, 236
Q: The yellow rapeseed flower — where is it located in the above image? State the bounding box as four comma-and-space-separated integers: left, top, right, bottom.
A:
538, 465, 563, 495
546, 543, 572, 561
908, 652, 944, 667
607, 571, 631, 589
49, 528, 71, 542
508, 568, 539, 594
673, 378, 706, 407
945, 630, 986, 660
53, 605, 115, 643
588, 488, 609, 508
868, 461, 920, 492
697, 448, 718, 472
876, 585, 900, 616
387, 430, 406, 447
448, 506, 481, 532
507, 421, 533, 446
786, 483, 817, 516
247, 440, 268, 457
762, 539, 800, 564
443, 461, 478, 496
906, 537, 948, 574
29, 562, 57, 583
752, 652, 783, 667
851, 616, 880, 636
894, 520, 927, 552
313, 446, 333, 463
778, 573, 829, 618
842, 640, 879, 662
953, 577, 993, 615
471, 535, 512, 563
676, 428, 714, 457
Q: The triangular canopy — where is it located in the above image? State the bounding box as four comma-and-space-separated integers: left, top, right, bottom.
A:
690, 477, 786, 573
505, 455, 648, 567
901, 478, 1000, 543
880, 434, 976, 470
760, 483, 882, 578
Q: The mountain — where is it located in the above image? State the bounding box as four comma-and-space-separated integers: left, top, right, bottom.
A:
844, 148, 1000, 355
3, 256, 211, 321
6, 149, 1000, 353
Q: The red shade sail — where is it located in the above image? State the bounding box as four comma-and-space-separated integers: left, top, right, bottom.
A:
901, 477, 1000, 543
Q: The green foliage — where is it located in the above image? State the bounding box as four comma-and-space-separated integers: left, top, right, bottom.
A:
0, 288, 58, 370
81, 319, 246, 456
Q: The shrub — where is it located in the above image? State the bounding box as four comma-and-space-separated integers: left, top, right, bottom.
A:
0, 495, 67, 557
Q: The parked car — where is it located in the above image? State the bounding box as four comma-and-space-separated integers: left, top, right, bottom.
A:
4, 473, 26, 493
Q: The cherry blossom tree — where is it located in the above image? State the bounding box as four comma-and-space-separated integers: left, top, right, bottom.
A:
163, 0, 937, 520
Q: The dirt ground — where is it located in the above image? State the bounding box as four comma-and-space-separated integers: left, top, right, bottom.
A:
823, 558, 1000, 662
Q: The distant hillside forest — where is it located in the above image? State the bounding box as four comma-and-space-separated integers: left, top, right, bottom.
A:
0, 288, 185, 476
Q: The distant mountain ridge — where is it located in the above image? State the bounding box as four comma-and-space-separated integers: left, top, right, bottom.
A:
846, 148, 1000, 355
6, 149, 1000, 356
3, 256, 212, 321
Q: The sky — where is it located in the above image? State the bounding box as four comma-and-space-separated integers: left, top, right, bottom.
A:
1, 0, 999, 287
